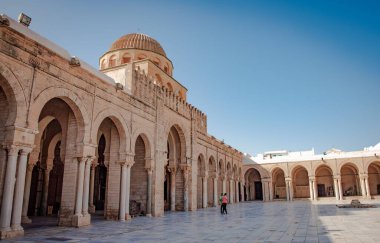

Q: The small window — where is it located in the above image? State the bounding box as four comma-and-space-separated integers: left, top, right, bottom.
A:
122, 54, 131, 64
109, 55, 116, 67
137, 54, 147, 60
101, 59, 106, 69
153, 58, 161, 67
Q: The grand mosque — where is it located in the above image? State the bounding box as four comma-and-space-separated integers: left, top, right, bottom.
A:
0, 13, 379, 240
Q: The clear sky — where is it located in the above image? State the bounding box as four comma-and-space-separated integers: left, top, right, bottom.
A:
2, 0, 380, 155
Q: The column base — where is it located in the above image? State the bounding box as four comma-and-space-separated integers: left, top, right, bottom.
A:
88, 205, 96, 214
146, 214, 152, 217
0, 227, 24, 240
124, 213, 131, 220
71, 214, 91, 227
21, 216, 32, 224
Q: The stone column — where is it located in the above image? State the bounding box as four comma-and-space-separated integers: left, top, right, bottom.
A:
365, 176, 371, 198
182, 165, 190, 211
202, 175, 208, 208
313, 178, 318, 200
269, 180, 273, 201
74, 158, 85, 216
285, 178, 290, 201
82, 158, 92, 215
21, 163, 35, 224
338, 177, 343, 200
359, 176, 367, 198
119, 163, 127, 221
41, 165, 52, 216
125, 164, 132, 219
229, 179, 234, 203
11, 148, 31, 232
235, 181, 239, 203
89, 163, 96, 213
170, 167, 176, 211
213, 177, 218, 207
289, 179, 294, 201
222, 177, 226, 193
309, 178, 314, 200
146, 168, 153, 216
334, 178, 340, 200
240, 181, 245, 202
0, 146, 19, 236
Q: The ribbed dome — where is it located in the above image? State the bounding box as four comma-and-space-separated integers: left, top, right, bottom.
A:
110, 33, 166, 57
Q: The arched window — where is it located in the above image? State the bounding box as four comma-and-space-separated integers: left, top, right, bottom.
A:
109, 55, 116, 67
100, 59, 106, 69
164, 65, 169, 74
153, 58, 160, 67
137, 54, 147, 60
121, 54, 131, 64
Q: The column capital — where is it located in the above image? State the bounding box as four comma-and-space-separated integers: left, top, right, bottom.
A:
145, 157, 154, 170
20, 147, 33, 155
308, 176, 316, 181
119, 154, 135, 167
146, 167, 154, 175
91, 160, 97, 168
167, 165, 176, 173
6, 145, 20, 156
180, 164, 191, 173
285, 177, 292, 182
126, 153, 135, 166
46, 164, 53, 172
74, 156, 86, 164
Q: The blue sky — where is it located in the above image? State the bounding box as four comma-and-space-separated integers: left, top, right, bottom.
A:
2, 0, 380, 155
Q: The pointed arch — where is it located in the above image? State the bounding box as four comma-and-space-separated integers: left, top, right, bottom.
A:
29, 87, 90, 146
92, 108, 129, 154
0, 62, 27, 127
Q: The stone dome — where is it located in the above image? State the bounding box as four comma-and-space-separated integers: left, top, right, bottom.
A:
109, 33, 166, 57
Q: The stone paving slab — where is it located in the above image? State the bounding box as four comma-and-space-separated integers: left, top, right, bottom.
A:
5, 201, 380, 242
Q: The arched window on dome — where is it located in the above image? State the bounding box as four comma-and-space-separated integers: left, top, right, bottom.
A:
137, 54, 147, 60
166, 83, 173, 93
153, 57, 161, 67
164, 64, 169, 74
121, 53, 131, 64
155, 74, 163, 87
109, 55, 116, 67
101, 59, 106, 69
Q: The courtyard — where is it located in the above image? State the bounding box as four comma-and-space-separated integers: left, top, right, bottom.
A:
6, 200, 380, 242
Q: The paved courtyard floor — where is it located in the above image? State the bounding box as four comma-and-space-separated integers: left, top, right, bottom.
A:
6, 200, 380, 242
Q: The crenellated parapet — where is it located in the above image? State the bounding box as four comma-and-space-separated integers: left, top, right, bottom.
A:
132, 66, 209, 129
132, 67, 156, 107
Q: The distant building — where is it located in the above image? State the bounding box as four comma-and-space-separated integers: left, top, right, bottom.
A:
243, 144, 380, 203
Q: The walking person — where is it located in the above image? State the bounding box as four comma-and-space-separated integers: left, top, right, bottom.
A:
219, 193, 223, 214
222, 193, 228, 214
